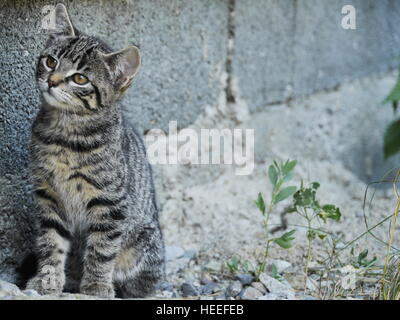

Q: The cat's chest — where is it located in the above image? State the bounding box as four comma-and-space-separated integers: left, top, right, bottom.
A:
43, 146, 102, 218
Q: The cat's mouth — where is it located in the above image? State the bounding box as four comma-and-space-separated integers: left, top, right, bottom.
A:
46, 87, 73, 104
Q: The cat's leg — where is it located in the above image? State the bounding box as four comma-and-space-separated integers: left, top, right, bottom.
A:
114, 227, 165, 298
26, 192, 71, 295
80, 206, 124, 298
64, 237, 85, 293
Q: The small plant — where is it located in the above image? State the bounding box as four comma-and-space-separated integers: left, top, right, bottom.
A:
254, 160, 297, 280
287, 181, 341, 292
225, 159, 343, 296
382, 74, 400, 157
380, 254, 400, 300
351, 248, 377, 269
270, 264, 285, 281
226, 256, 256, 275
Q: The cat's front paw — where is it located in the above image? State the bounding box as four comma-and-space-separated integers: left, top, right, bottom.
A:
80, 282, 115, 298
26, 274, 64, 295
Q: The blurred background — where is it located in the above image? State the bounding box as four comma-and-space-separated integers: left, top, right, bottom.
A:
1, 0, 400, 299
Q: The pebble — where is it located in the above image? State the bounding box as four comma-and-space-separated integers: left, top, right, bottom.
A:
267, 260, 292, 273
258, 293, 280, 300
157, 290, 174, 299
214, 293, 227, 300
204, 260, 221, 272
22, 289, 40, 297
240, 287, 263, 300
156, 281, 174, 292
251, 282, 267, 294
0, 280, 23, 296
236, 274, 254, 286
226, 281, 242, 297
183, 249, 197, 260
301, 295, 318, 300
165, 246, 185, 261
181, 282, 199, 297
200, 273, 213, 285
201, 282, 218, 295
259, 274, 295, 299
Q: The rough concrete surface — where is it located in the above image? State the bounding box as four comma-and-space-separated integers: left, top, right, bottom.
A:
1, 0, 400, 297
234, 0, 400, 112
153, 71, 400, 288
0, 0, 229, 280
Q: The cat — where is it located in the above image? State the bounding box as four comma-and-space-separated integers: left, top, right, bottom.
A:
25, 3, 165, 298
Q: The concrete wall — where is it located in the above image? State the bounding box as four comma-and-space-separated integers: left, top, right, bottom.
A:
0, 0, 400, 280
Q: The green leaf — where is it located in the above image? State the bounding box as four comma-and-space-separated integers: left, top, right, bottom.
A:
307, 230, 316, 241
384, 119, 400, 158
357, 249, 377, 268
270, 264, 284, 281
311, 182, 320, 190
307, 229, 327, 241
283, 172, 293, 183
268, 165, 278, 187
273, 186, 297, 204
292, 183, 320, 209
358, 249, 368, 264
255, 192, 266, 215
384, 74, 400, 104
282, 160, 297, 176
393, 101, 399, 114
226, 256, 240, 273
272, 229, 296, 249
318, 232, 327, 240
318, 204, 341, 222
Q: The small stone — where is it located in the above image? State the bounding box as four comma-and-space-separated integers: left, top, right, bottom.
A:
156, 281, 174, 292
267, 259, 292, 273
301, 295, 318, 300
201, 282, 218, 295
226, 281, 242, 297
183, 249, 197, 260
204, 260, 221, 272
258, 293, 280, 300
166, 256, 190, 275
214, 293, 226, 300
240, 287, 263, 300
165, 246, 185, 261
181, 282, 199, 297
259, 274, 295, 299
0, 280, 23, 296
236, 274, 254, 286
22, 289, 40, 297
251, 282, 267, 294
158, 290, 174, 299
200, 273, 213, 285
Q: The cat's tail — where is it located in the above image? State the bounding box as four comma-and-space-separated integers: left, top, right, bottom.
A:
15, 252, 38, 289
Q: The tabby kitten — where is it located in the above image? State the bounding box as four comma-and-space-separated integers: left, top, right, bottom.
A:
26, 4, 165, 298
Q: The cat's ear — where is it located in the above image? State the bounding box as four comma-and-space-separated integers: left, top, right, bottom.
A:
99, 45, 141, 93
50, 3, 76, 37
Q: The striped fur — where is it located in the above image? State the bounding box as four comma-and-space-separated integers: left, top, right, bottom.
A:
26, 4, 165, 298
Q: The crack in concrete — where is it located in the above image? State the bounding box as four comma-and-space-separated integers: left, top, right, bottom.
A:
225, 0, 236, 104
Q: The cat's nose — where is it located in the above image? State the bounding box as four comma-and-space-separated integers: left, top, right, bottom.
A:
48, 73, 63, 88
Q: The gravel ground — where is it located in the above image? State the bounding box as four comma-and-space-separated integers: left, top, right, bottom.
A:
1, 72, 398, 300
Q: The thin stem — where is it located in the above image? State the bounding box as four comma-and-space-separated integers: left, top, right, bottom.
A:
257, 201, 273, 280
304, 218, 312, 294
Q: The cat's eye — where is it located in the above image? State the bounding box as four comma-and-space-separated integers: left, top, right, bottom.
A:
45, 56, 57, 69
72, 73, 89, 85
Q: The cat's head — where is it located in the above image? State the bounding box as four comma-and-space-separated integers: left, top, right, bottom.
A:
37, 3, 140, 113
